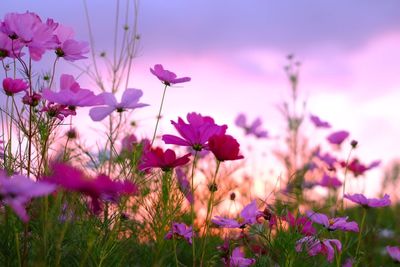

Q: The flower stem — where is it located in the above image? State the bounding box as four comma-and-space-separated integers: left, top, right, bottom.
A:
200, 160, 221, 266
355, 208, 367, 265
190, 151, 198, 267
151, 84, 168, 145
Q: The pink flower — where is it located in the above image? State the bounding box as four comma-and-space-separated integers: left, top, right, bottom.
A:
89, 88, 148, 121
41, 103, 75, 120
162, 112, 227, 151
315, 150, 337, 170
55, 39, 89, 61
296, 236, 342, 263
165, 222, 193, 245
306, 211, 359, 232
2, 78, 28, 96
1, 12, 56, 61
341, 158, 380, 177
120, 134, 138, 153
0, 31, 24, 59
150, 64, 191, 86
327, 130, 349, 145
22, 92, 41, 107
310, 114, 331, 128
387, 246, 400, 262
138, 147, 191, 172
46, 163, 138, 214
235, 113, 269, 138
228, 248, 256, 267
176, 168, 194, 204
208, 134, 244, 162
42, 74, 103, 109
0, 171, 56, 222
212, 200, 260, 228
344, 193, 391, 208
284, 211, 316, 236
318, 174, 342, 189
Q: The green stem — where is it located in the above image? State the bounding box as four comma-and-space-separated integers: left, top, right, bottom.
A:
355, 208, 367, 265
190, 151, 198, 267
151, 84, 168, 145
200, 160, 221, 266
173, 236, 179, 267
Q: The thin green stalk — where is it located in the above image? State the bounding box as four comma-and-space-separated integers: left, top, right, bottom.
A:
355, 208, 367, 265
173, 236, 179, 267
190, 151, 198, 267
200, 160, 221, 266
151, 84, 168, 145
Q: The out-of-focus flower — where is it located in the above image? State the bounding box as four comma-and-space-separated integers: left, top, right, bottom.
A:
120, 134, 138, 153
162, 112, 227, 151
175, 168, 194, 204
89, 88, 148, 121
138, 147, 190, 172
46, 163, 137, 214
208, 134, 244, 162
315, 149, 337, 171
327, 130, 349, 145
387, 246, 400, 262
318, 174, 342, 189
2, 78, 28, 96
235, 113, 269, 138
296, 236, 342, 263
42, 74, 103, 109
0, 171, 56, 222
310, 114, 331, 128
0, 31, 24, 59
41, 102, 75, 120
340, 158, 380, 177
165, 222, 193, 245
343, 258, 353, 267
22, 92, 41, 107
1, 12, 56, 61
227, 247, 256, 267
344, 193, 391, 208
212, 200, 260, 229
150, 64, 191, 86
284, 211, 316, 236
306, 211, 359, 232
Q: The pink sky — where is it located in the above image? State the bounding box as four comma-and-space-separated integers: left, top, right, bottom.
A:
2, 1, 400, 196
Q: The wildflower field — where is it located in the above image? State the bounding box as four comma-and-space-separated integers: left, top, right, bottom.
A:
0, 1, 400, 267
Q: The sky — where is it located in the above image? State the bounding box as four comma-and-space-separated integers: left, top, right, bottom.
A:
1, 1, 400, 195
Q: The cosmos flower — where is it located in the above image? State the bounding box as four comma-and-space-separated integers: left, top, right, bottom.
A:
306, 211, 359, 232
2, 78, 28, 96
235, 113, 269, 138
208, 134, 244, 162
212, 200, 260, 229
318, 174, 342, 189
296, 236, 342, 263
0, 171, 56, 222
310, 114, 331, 128
42, 74, 103, 109
138, 147, 191, 172
162, 112, 227, 151
55, 39, 89, 61
341, 158, 380, 177
387, 246, 400, 262
344, 193, 391, 208
165, 222, 193, 245
0, 31, 24, 59
284, 211, 316, 236
228, 248, 256, 267
150, 64, 191, 86
327, 130, 349, 145
89, 88, 148, 121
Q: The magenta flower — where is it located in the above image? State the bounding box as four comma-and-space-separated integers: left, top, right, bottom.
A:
235, 113, 269, 138
315, 150, 338, 170
212, 200, 260, 229
46, 163, 138, 214
318, 174, 342, 189
120, 134, 138, 153
327, 130, 349, 145
344, 193, 391, 208
165, 222, 193, 245
42, 74, 103, 109
0, 31, 24, 59
22, 92, 41, 107
2, 78, 28, 96
228, 248, 256, 267
55, 39, 89, 61
296, 236, 342, 263
306, 211, 359, 232
310, 114, 331, 128
341, 158, 380, 177
150, 64, 191, 86
1, 12, 56, 61
138, 147, 191, 172
387, 246, 400, 262
0, 171, 56, 222
162, 112, 227, 151
89, 88, 148, 121
284, 211, 316, 236
208, 134, 244, 162
176, 168, 194, 204
41, 103, 75, 120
